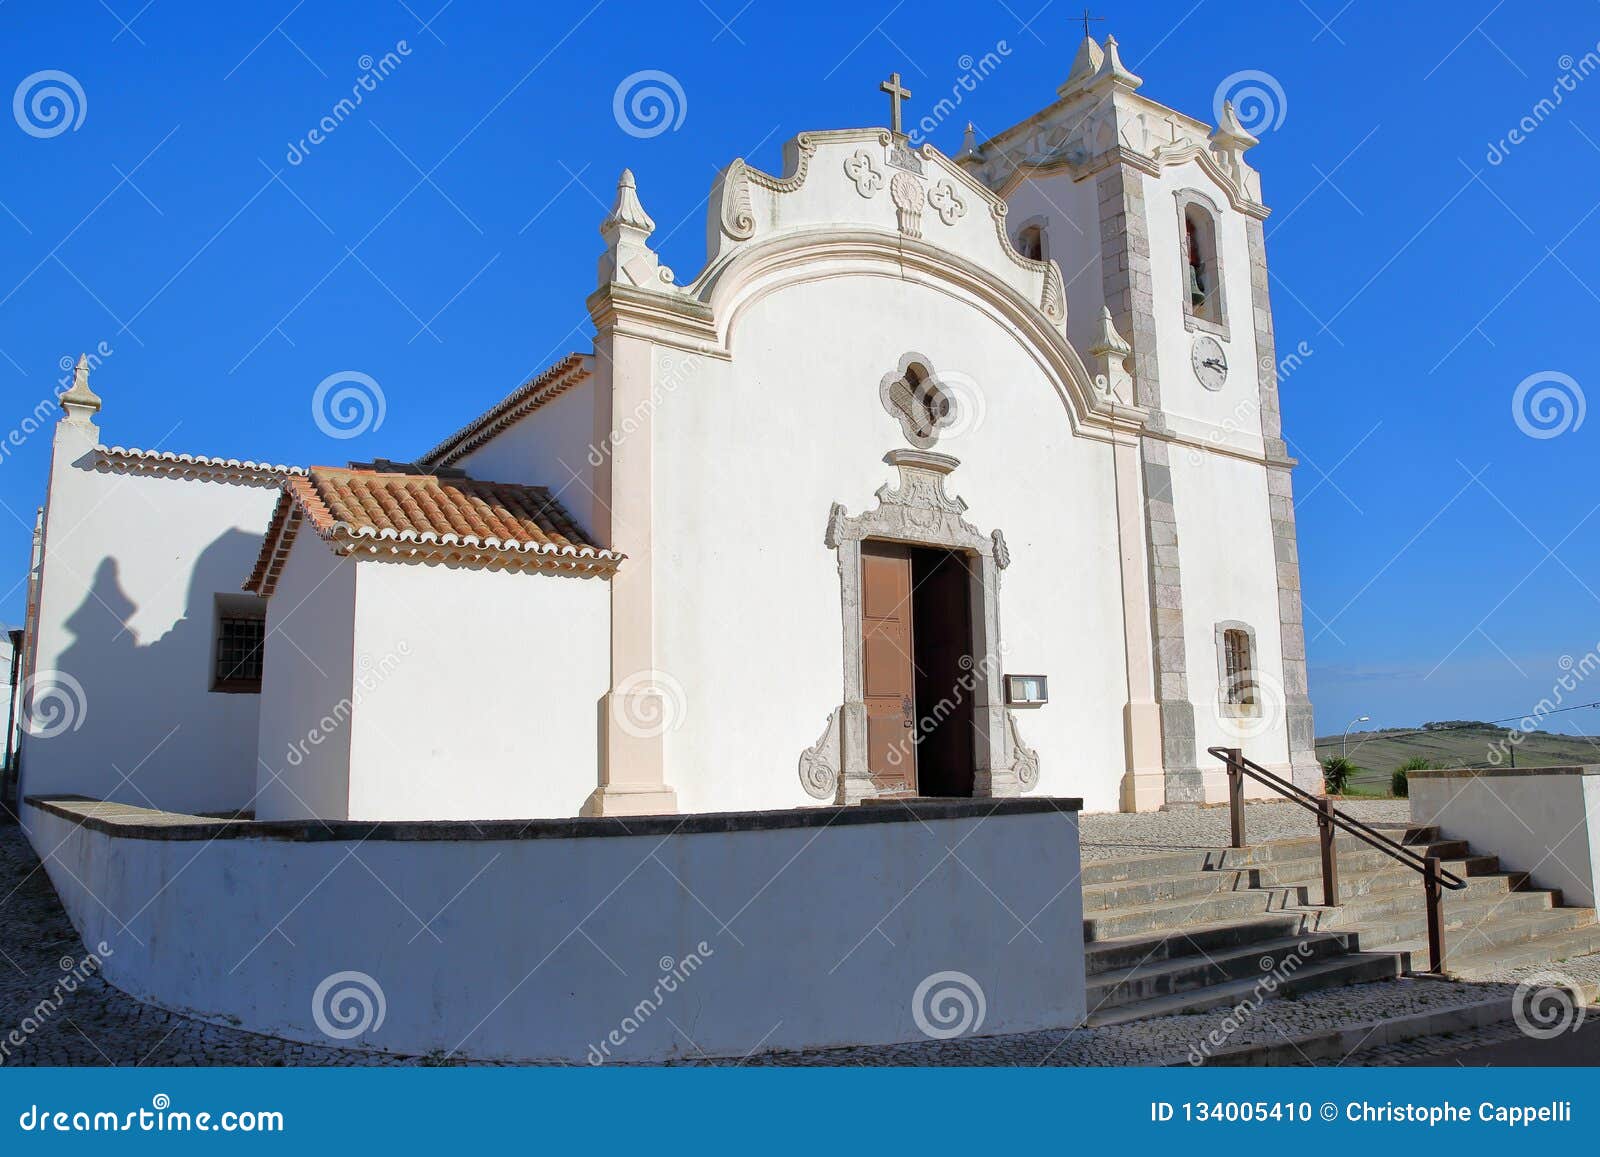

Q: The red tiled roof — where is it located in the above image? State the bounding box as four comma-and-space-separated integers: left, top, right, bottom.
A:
245, 466, 619, 595
417, 353, 591, 469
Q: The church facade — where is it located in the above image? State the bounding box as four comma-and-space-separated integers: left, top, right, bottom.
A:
16, 34, 1316, 825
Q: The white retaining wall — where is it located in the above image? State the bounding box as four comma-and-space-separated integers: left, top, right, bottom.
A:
30, 796, 1086, 1063
1409, 766, 1600, 907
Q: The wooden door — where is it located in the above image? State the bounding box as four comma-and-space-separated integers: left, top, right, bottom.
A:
861, 542, 917, 793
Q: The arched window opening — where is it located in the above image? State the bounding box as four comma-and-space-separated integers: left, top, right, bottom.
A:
1016, 223, 1045, 262
1184, 207, 1220, 324
1221, 627, 1256, 709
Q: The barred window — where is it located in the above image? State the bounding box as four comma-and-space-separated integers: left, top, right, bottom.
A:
1222, 628, 1255, 707
214, 615, 265, 692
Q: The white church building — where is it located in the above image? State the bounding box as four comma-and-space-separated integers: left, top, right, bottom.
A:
17, 34, 1317, 826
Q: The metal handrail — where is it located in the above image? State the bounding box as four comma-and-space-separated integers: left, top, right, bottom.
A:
1207, 746, 1467, 974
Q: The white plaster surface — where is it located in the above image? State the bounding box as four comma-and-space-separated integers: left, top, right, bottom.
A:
1410, 770, 1600, 907
30, 802, 1087, 1064
21, 427, 281, 824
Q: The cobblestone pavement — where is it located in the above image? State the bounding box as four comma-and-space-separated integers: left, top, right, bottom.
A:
0, 809, 1583, 1068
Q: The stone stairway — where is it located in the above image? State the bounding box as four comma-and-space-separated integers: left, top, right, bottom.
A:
1082, 822, 1600, 1026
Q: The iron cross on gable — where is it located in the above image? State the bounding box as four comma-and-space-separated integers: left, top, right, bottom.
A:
1080, 8, 1106, 38
879, 71, 912, 136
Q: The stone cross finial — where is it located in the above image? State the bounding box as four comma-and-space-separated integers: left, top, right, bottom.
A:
879, 72, 912, 136
59, 352, 102, 422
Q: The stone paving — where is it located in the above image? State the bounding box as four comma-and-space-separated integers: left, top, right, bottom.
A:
1079, 797, 1410, 861
0, 804, 1586, 1068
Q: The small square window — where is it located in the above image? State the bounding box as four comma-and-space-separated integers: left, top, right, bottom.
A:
1005, 674, 1048, 707
214, 615, 265, 693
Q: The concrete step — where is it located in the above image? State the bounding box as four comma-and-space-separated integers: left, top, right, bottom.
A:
1246, 838, 1473, 874
1308, 878, 1551, 932
1082, 868, 1254, 913
1367, 905, 1600, 964
1087, 933, 1354, 1013
1437, 920, 1600, 979
1079, 848, 1238, 887
1084, 914, 1313, 976
1084, 951, 1404, 1027
1248, 854, 1505, 893
1083, 887, 1307, 943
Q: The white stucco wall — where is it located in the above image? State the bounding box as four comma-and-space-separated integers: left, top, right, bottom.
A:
345, 561, 609, 821
32, 797, 1086, 1063
1144, 161, 1265, 451
1410, 769, 1600, 907
254, 534, 358, 821
651, 274, 1129, 814
20, 424, 283, 825
1169, 448, 1290, 788
453, 380, 604, 541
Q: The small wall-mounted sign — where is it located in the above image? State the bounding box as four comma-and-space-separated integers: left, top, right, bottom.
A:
1005, 674, 1048, 707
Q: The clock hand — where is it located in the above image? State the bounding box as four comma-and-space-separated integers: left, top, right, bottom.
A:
1201, 357, 1225, 370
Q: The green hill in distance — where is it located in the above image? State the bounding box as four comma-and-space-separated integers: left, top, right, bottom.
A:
1313, 723, 1600, 793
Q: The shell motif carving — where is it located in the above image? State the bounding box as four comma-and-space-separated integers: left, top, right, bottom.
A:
890, 170, 924, 239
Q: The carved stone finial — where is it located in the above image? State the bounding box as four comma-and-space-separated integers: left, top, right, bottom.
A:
59, 352, 102, 423
598, 168, 671, 290
955, 122, 982, 163
1210, 99, 1259, 154
1091, 34, 1142, 93
1057, 35, 1106, 99
1088, 306, 1134, 402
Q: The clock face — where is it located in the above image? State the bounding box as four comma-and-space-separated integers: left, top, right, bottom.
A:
1191, 334, 1228, 391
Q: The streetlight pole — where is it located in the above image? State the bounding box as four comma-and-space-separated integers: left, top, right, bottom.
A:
1342, 714, 1370, 759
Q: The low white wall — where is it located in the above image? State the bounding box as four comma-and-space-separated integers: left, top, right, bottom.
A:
1410, 767, 1600, 907
30, 796, 1086, 1064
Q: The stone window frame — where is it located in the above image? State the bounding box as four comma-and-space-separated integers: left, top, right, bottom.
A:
212, 593, 268, 694
1214, 619, 1260, 719
800, 449, 1039, 805
1175, 189, 1229, 341
878, 350, 955, 450
1013, 214, 1049, 263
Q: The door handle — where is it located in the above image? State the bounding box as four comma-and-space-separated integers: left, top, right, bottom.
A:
901, 695, 914, 728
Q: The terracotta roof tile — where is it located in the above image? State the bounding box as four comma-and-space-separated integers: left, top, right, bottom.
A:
245, 467, 619, 595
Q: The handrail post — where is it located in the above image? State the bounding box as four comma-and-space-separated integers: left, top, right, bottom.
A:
1225, 747, 1244, 848
1424, 855, 1445, 975
1317, 798, 1339, 907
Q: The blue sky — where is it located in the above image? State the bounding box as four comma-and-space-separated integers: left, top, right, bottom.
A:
1, 0, 1597, 738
